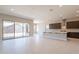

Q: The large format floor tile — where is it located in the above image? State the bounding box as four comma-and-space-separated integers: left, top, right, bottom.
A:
0, 35, 79, 54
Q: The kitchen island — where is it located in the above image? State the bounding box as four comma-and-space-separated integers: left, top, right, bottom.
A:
43, 32, 67, 40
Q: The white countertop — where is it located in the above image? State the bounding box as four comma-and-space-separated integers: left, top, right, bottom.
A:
44, 32, 67, 34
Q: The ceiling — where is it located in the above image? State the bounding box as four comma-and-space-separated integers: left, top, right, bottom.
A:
0, 5, 79, 22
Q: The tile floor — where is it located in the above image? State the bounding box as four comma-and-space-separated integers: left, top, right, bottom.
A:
0, 35, 79, 54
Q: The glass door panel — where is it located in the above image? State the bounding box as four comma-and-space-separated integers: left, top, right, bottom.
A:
15, 22, 23, 38
22, 23, 29, 36
3, 21, 15, 40
22, 23, 26, 36
3, 21, 30, 40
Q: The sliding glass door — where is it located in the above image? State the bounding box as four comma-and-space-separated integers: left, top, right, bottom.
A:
15, 22, 23, 38
3, 21, 15, 40
22, 23, 29, 36
15, 22, 29, 38
3, 21, 29, 40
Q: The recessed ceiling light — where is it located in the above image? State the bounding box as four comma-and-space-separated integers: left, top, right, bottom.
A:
10, 8, 15, 11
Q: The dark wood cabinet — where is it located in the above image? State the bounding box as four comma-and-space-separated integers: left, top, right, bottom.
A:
49, 23, 61, 29
67, 32, 79, 38
67, 21, 79, 29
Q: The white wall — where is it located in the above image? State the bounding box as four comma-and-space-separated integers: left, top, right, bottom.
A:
37, 23, 45, 36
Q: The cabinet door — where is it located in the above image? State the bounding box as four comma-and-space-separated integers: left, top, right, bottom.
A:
67, 21, 79, 29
